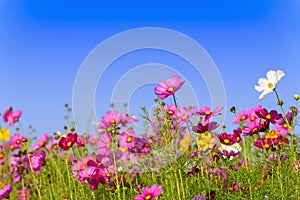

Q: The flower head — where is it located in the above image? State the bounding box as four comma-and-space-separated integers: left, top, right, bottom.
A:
3, 107, 22, 126
255, 70, 285, 100
9, 133, 27, 150
0, 184, 12, 199
58, 133, 78, 150
32, 134, 49, 151
0, 128, 10, 141
196, 133, 216, 152
154, 75, 185, 100
134, 184, 163, 200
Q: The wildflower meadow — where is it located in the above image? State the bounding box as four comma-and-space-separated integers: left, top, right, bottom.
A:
1, 69, 300, 200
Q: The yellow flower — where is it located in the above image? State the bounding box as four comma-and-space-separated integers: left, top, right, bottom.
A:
196, 133, 216, 152
265, 130, 279, 139
0, 128, 10, 141
179, 134, 194, 153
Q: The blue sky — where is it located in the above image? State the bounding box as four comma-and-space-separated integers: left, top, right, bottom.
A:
1, 0, 300, 135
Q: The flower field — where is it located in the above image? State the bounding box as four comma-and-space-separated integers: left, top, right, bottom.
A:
0, 70, 300, 200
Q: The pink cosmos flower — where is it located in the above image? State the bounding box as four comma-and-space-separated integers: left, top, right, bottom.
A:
177, 106, 196, 126
192, 119, 219, 134
9, 133, 27, 150
0, 184, 12, 199
232, 108, 250, 124
197, 106, 223, 120
154, 75, 185, 100
32, 134, 49, 151
120, 114, 139, 127
163, 104, 177, 117
99, 110, 121, 130
134, 184, 163, 200
97, 132, 112, 156
17, 188, 30, 200
24, 151, 46, 174
119, 131, 136, 150
3, 107, 22, 126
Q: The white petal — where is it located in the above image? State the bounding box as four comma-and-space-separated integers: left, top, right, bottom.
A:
266, 70, 277, 84
276, 70, 285, 81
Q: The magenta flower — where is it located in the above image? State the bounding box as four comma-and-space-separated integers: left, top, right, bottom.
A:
17, 188, 30, 200
58, 133, 78, 150
134, 184, 163, 200
232, 108, 250, 124
9, 133, 27, 150
192, 120, 218, 134
3, 107, 22, 126
24, 151, 46, 174
154, 75, 185, 99
32, 133, 49, 151
163, 104, 177, 117
219, 132, 240, 145
119, 131, 136, 150
255, 108, 282, 124
0, 184, 12, 199
197, 106, 223, 120
243, 121, 260, 136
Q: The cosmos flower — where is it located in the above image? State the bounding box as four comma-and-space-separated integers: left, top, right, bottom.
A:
255, 70, 285, 100
17, 188, 30, 200
3, 107, 22, 126
154, 75, 185, 100
32, 134, 49, 151
0, 146, 4, 164
134, 184, 163, 200
119, 131, 136, 150
179, 133, 194, 153
196, 133, 216, 152
197, 106, 223, 120
0, 128, 10, 141
218, 143, 242, 160
24, 151, 46, 174
58, 133, 78, 150
97, 132, 112, 156
192, 120, 219, 134
9, 134, 27, 150
0, 184, 12, 199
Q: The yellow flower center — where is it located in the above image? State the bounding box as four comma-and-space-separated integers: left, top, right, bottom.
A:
106, 172, 111, 177
0, 181, 4, 189
283, 124, 288, 128
106, 142, 111, 149
168, 87, 174, 92
250, 116, 255, 121
0, 153, 3, 159
266, 114, 271, 120
241, 115, 246, 120
268, 83, 274, 89
205, 111, 211, 115
67, 141, 72, 147
39, 141, 45, 147
167, 110, 174, 115
263, 144, 270, 149
16, 139, 21, 144
120, 147, 127, 152
110, 119, 116, 124
127, 136, 133, 143
145, 195, 152, 200
224, 139, 230, 144
182, 115, 187, 120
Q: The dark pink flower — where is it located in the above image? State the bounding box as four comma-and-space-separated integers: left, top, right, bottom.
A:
134, 184, 163, 200
99, 110, 121, 131
192, 120, 218, 134
154, 75, 185, 100
24, 151, 46, 174
3, 107, 22, 126
255, 108, 282, 124
0, 184, 12, 199
58, 133, 78, 150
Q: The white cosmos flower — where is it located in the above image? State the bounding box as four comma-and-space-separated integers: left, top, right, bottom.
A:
255, 70, 285, 100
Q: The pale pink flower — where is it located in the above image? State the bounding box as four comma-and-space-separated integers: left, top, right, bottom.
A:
154, 75, 185, 99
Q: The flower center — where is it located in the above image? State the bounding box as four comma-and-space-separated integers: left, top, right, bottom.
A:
67, 141, 72, 147
241, 115, 246, 120
268, 83, 274, 89
205, 111, 211, 115
145, 194, 152, 200
182, 115, 187, 120
127, 136, 133, 143
110, 119, 116, 124
266, 114, 271, 120
224, 139, 230, 144
283, 124, 288, 128
167, 87, 174, 92
16, 139, 21, 144
39, 141, 45, 147
263, 144, 270, 149
167, 110, 174, 115
106, 142, 111, 149
250, 116, 256, 121
0, 153, 3, 159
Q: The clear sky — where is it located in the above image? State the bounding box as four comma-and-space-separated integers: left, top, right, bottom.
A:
1, 0, 300, 135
